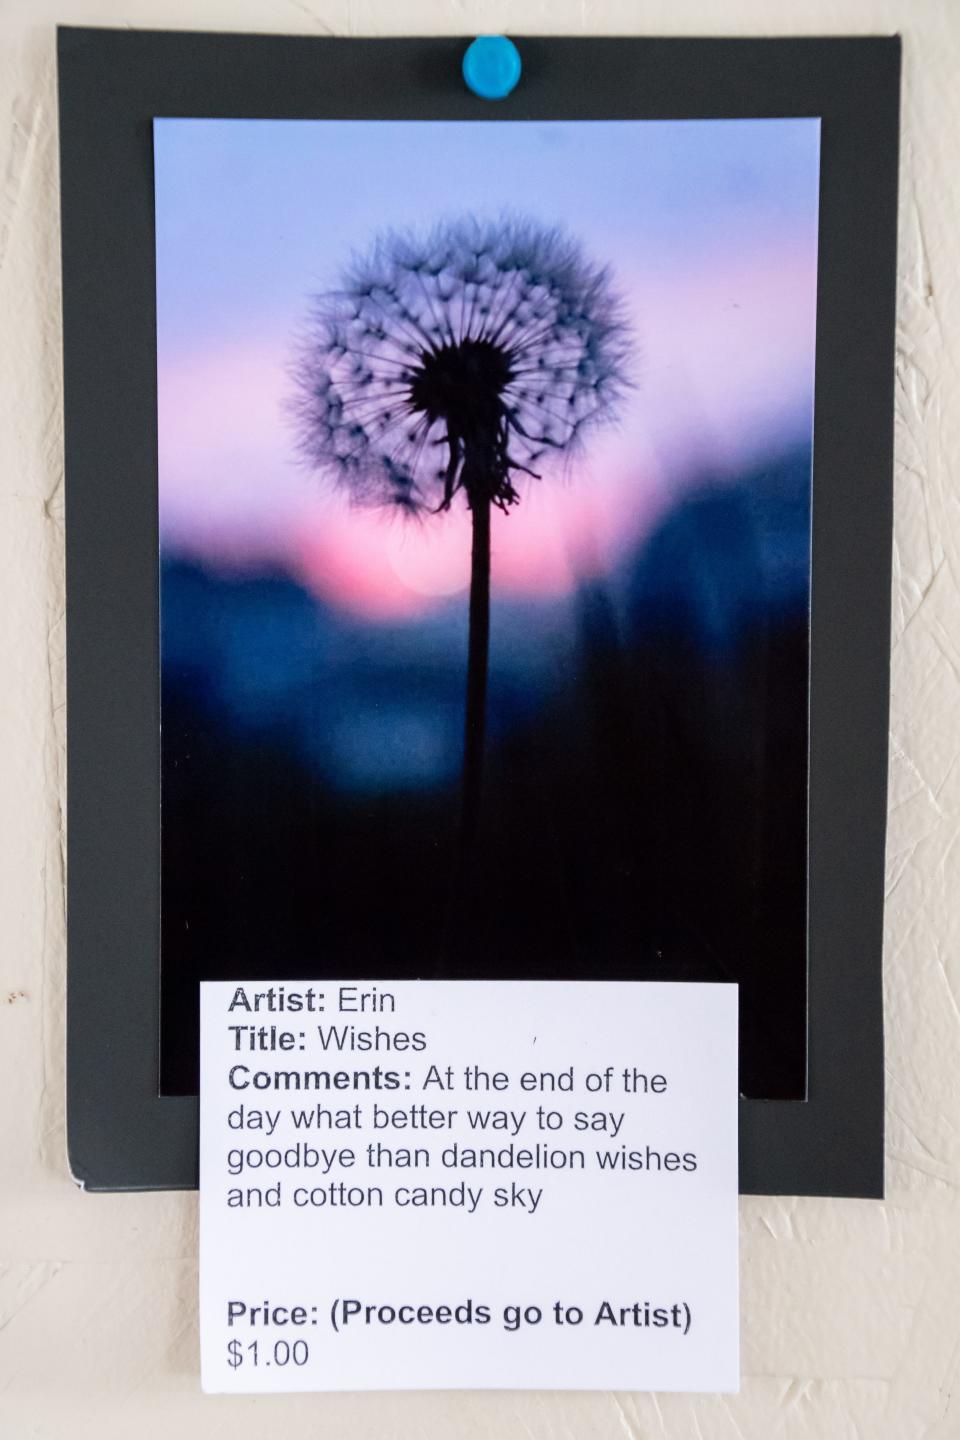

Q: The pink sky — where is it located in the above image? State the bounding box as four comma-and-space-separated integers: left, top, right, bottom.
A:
158, 234, 817, 621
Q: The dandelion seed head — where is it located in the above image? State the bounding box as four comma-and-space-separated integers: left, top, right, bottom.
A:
290, 215, 632, 516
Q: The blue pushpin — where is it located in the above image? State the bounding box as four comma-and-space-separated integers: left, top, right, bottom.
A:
462, 36, 522, 101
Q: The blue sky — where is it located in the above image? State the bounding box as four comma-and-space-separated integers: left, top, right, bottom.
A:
155, 118, 820, 353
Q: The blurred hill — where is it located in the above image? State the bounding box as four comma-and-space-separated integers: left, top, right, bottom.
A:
160, 446, 811, 1099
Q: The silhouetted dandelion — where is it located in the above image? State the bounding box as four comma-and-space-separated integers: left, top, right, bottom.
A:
291, 215, 631, 926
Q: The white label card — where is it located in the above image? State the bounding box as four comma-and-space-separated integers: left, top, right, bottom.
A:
199, 980, 739, 1393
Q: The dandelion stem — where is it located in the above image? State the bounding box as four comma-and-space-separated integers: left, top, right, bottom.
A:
441, 476, 492, 965
460, 484, 492, 871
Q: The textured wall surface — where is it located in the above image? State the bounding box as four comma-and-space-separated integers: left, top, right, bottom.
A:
1, 2, 958, 1436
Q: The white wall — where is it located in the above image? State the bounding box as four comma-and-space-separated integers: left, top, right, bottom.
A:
2, 2, 958, 1435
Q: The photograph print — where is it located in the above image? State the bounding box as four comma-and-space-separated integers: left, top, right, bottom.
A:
155, 117, 820, 1098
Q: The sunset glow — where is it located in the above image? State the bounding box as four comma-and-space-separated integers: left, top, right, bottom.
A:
156, 118, 819, 620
